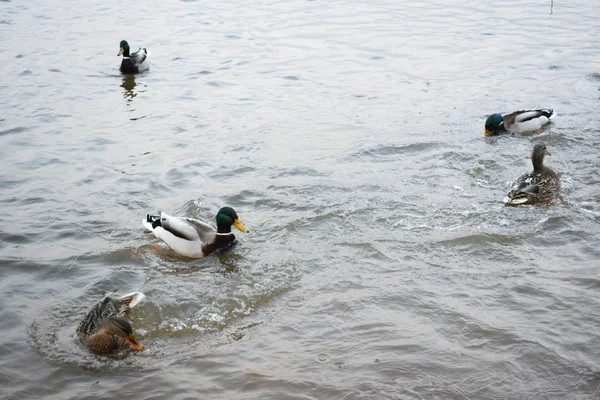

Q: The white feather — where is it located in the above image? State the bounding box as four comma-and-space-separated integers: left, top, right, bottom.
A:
142, 218, 153, 231
513, 111, 543, 123
503, 197, 528, 205
142, 213, 207, 258
137, 58, 150, 72
511, 116, 549, 133
118, 292, 145, 309
131, 48, 150, 72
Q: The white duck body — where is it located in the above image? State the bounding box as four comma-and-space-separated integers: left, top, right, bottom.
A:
505, 109, 556, 133
142, 208, 247, 259
484, 109, 556, 136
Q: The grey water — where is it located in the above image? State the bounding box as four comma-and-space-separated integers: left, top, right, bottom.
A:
1, 0, 600, 398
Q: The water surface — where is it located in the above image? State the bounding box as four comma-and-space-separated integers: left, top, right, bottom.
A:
1, 0, 600, 398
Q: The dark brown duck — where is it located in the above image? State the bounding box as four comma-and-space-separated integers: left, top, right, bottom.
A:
77, 292, 145, 354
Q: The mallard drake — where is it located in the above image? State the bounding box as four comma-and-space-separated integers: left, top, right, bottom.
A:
484, 109, 556, 136
77, 292, 145, 354
504, 143, 560, 206
142, 207, 249, 259
118, 40, 149, 74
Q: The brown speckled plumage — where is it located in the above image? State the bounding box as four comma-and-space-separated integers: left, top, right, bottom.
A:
77, 292, 145, 354
504, 143, 560, 206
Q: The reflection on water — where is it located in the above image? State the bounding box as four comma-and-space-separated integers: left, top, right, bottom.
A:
121, 74, 137, 105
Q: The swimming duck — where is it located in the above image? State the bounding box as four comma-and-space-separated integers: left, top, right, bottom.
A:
77, 292, 145, 354
142, 207, 249, 258
484, 109, 556, 136
118, 40, 149, 74
504, 143, 560, 206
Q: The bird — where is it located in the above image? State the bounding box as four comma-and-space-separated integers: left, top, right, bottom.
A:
484, 109, 556, 136
118, 40, 150, 74
504, 143, 560, 206
142, 207, 249, 258
77, 292, 145, 354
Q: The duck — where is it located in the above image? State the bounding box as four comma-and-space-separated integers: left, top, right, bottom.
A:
142, 207, 249, 258
77, 292, 145, 354
118, 40, 150, 74
484, 109, 556, 136
504, 143, 560, 206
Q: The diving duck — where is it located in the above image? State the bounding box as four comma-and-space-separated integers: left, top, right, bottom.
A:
77, 292, 145, 354
484, 109, 556, 136
504, 143, 560, 206
142, 207, 249, 258
118, 40, 150, 74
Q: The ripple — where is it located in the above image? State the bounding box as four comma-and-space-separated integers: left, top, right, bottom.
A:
0, 232, 33, 244
2, 0, 600, 397
205, 81, 238, 87
0, 126, 28, 136
188, 70, 213, 78
347, 142, 442, 161
586, 72, 600, 81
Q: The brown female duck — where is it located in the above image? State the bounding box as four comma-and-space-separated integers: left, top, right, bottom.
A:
504, 143, 560, 206
77, 292, 145, 354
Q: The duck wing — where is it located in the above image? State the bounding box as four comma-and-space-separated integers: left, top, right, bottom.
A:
508, 173, 536, 194
77, 297, 119, 336
179, 217, 218, 244
130, 48, 147, 66
503, 109, 553, 125
517, 109, 553, 122
144, 212, 217, 243
502, 109, 555, 133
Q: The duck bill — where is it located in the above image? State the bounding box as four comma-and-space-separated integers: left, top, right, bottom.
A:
484, 129, 492, 136
125, 335, 143, 351
233, 219, 248, 233
545, 150, 551, 156
118, 47, 124, 56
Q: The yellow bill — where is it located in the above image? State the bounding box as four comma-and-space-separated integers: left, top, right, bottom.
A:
233, 219, 248, 233
118, 47, 124, 56
484, 129, 492, 136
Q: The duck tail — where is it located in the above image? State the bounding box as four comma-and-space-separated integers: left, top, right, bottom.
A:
503, 194, 529, 206
143, 213, 162, 231
504, 183, 538, 206
116, 292, 145, 313
546, 109, 557, 120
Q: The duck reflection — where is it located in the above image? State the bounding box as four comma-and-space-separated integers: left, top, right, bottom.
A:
121, 74, 137, 105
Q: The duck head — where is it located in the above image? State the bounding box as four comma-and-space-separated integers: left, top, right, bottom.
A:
118, 40, 130, 57
101, 317, 143, 351
484, 113, 504, 136
216, 207, 248, 234
531, 142, 551, 171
